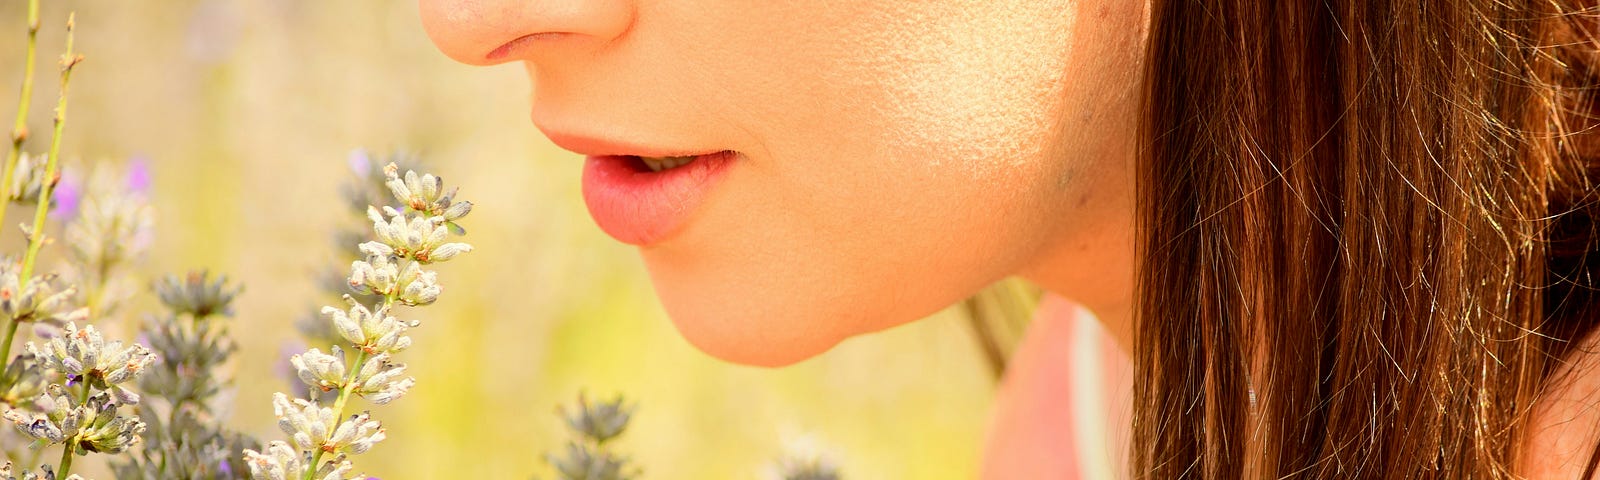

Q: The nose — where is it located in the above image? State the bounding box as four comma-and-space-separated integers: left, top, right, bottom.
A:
419, 0, 634, 66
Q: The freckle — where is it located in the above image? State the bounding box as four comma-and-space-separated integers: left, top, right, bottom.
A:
1076, 193, 1091, 207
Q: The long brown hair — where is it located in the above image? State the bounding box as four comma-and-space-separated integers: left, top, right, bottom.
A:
1135, 0, 1600, 477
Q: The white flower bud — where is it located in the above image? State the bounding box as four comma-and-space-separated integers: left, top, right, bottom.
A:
312, 454, 356, 480
384, 175, 411, 207
352, 355, 412, 405
442, 200, 472, 221
291, 347, 347, 392
273, 392, 336, 452
325, 412, 384, 454
366, 377, 414, 405
325, 304, 366, 346
245, 441, 306, 480
29, 323, 155, 390
417, 173, 441, 202
397, 270, 441, 306
357, 241, 392, 258
422, 242, 473, 264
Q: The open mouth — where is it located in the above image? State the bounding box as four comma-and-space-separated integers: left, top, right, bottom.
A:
580, 150, 739, 245
631, 155, 701, 172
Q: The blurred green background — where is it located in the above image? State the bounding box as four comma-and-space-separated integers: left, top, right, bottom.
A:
0, 1, 999, 478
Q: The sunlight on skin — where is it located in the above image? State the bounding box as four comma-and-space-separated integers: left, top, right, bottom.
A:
418, 0, 1148, 476
417, 0, 1149, 367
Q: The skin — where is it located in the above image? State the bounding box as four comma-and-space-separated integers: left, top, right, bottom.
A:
419, 0, 1147, 366
419, 1, 1595, 477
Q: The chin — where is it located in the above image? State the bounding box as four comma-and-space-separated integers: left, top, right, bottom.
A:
642, 260, 907, 368
667, 310, 847, 367
633, 205, 1005, 367
645, 267, 967, 367
651, 283, 855, 367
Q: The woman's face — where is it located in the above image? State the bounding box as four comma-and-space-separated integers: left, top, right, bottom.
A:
420, 0, 1147, 366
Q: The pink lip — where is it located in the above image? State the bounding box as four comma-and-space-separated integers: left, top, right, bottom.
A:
580, 151, 737, 246
543, 129, 715, 158
535, 128, 737, 245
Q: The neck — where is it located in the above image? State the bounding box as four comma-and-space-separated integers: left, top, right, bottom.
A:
1016, 204, 1136, 354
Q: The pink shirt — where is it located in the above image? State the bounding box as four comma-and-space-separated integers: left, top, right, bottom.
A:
981, 295, 1133, 479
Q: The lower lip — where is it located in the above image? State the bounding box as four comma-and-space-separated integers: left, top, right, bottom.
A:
580, 151, 738, 246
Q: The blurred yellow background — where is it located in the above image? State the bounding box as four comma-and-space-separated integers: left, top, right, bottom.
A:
0, 1, 997, 478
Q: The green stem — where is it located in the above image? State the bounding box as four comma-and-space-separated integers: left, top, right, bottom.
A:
54, 440, 72, 477
0, 11, 77, 382
302, 348, 371, 480
19, 13, 78, 284
0, 320, 17, 371
298, 227, 414, 478
330, 350, 369, 418
0, 0, 42, 391
299, 276, 403, 480
56, 378, 89, 477
302, 285, 392, 480
1, 0, 42, 233
0, 13, 75, 374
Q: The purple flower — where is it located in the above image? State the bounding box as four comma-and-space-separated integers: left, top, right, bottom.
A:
348, 149, 373, 176
48, 168, 82, 221
126, 155, 152, 194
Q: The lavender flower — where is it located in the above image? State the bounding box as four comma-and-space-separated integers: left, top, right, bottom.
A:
542, 393, 639, 480
26, 322, 156, 404
298, 151, 426, 352
246, 162, 473, 480
124, 157, 151, 194
61, 162, 156, 318
6, 153, 47, 205
0, 462, 84, 480
322, 296, 416, 355
242, 441, 356, 480
154, 271, 242, 319
382, 167, 472, 233
47, 167, 78, 220
0, 8, 162, 480
0, 261, 89, 336
775, 457, 841, 480
0, 354, 46, 411
117, 270, 259, 480
3, 385, 146, 454
769, 437, 844, 480
561, 393, 633, 445
549, 442, 632, 480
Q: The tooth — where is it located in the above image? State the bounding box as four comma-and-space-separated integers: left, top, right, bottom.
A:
638, 155, 699, 172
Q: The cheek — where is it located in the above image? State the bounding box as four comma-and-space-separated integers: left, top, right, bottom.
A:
841, 1, 1076, 170
639, 0, 1081, 366
645, 159, 1064, 367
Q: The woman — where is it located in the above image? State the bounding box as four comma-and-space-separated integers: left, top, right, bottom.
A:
418, 0, 1600, 477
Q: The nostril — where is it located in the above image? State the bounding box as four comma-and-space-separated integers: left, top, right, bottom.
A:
486, 32, 569, 62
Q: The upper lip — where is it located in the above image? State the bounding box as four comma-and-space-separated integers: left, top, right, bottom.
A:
538, 126, 719, 158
